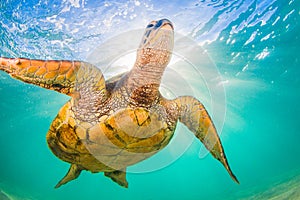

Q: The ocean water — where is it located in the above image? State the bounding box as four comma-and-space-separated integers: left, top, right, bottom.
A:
0, 0, 300, 199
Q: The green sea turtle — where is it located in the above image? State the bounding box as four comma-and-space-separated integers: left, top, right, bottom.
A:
0, 19, 239, 188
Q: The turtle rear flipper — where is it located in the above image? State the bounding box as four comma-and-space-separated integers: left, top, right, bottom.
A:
104, 170, 128, 188
55, 164, 83, 188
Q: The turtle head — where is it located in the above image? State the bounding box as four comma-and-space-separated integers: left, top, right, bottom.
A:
135, 19, 174, 68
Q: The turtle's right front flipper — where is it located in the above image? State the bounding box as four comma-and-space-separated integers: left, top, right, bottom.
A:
0, 57, 107, 98
174, 96, 239, 184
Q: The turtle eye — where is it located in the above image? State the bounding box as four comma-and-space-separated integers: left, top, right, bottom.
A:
147, 24, 154, 28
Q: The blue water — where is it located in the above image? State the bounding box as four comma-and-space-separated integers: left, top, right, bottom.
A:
0, 0, 300, 199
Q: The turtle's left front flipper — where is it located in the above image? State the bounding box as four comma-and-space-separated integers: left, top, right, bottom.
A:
174, 96, 239, 184
0, 57, 107, 98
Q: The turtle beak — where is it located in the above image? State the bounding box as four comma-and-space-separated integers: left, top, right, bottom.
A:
156, 19, 174, 30
161, 23, 173, 31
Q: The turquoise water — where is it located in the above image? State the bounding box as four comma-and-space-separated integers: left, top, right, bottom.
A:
0, 0, 300, 199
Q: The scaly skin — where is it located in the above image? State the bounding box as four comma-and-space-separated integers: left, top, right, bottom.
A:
0, 58, 107, 99
0, 58, 81, 95
0, 19, 239, 188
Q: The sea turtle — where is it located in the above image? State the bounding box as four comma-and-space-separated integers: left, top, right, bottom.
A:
0, 19, 239, 188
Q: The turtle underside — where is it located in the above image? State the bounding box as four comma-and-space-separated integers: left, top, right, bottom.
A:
47, 98, 175, 173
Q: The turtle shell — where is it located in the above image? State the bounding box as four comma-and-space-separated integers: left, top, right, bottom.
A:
85, 107, 174, 170
47, 102, 174, 172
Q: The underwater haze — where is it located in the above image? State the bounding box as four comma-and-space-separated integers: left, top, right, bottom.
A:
0, 0, 300, 199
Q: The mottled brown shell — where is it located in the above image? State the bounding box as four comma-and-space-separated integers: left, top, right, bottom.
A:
85, 107, 173, 170
47, 102, 173, 172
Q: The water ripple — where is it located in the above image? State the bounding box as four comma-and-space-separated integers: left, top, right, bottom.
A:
0, 0, 298, 77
